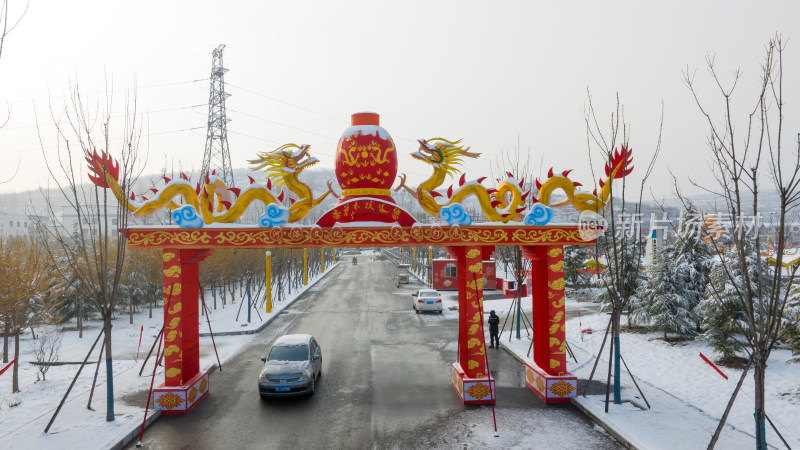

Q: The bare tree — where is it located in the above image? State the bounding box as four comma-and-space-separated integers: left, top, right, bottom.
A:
684, 35, 800, 449
584, 91, 661, 407
33, 78, 142, 422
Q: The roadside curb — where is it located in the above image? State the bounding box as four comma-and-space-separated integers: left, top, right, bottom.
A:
111, 409, 161, 450
116, 263, 341, 448
569, 397, 637, 450
498, 341, 637, 450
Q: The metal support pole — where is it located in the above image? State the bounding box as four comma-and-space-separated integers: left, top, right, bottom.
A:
303, 248, 308, 285
428, 246, 433, 286
265, 251, 272, 313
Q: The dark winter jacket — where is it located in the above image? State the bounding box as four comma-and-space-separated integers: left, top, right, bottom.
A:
488, 313, 500, 334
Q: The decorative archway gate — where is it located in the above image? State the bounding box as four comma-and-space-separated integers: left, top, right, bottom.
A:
90, 112, 630, 414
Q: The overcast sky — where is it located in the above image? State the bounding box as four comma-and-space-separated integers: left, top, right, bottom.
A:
0, 0, 797, 201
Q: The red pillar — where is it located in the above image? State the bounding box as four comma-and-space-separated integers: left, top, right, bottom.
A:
153, 248, 212, 414
448, 245, 495, 404
521, 245, 577, 403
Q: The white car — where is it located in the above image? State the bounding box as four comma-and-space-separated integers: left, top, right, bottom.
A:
412, 289, 443, 314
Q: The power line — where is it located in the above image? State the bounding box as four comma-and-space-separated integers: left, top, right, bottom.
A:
225, 82, 347, 124
226, 107, 339, 141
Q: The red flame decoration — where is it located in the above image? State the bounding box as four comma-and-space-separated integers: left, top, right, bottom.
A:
86, 149, 120, 188
605, 145, 634, 179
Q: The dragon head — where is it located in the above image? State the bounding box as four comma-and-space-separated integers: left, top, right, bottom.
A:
249, 143, 318, 187
413, 138, 481, 177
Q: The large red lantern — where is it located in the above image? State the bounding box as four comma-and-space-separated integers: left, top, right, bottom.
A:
334, 112, 397, 204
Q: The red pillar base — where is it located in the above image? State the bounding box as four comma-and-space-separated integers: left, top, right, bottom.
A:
451, 363, 495, 404
152, 370, 209, 415
524, 362, 577, 403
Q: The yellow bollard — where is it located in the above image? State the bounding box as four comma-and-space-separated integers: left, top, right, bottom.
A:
303, 248, 308, 285
265, 251, 272, 313
321, 247, 325, 273
333, 248, 336, 264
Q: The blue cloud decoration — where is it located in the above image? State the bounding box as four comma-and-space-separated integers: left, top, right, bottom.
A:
258, 203, 290, 227
524, 203, 553, 226
172, 205, 205, 228
440, 203, 473, 226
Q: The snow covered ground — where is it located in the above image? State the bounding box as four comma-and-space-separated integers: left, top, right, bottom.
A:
494, 295, 800, 449
0, 263, 341, 449
2, 262, 799, 449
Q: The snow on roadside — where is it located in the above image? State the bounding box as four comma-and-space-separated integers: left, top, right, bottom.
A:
0, 264, 339, 449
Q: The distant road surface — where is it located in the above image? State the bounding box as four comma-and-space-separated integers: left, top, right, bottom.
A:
128, 256, 619, 449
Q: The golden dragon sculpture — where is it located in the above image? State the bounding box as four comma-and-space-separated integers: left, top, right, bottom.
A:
394, 138, 529, 224
86, 143, 331, 227
533, 145, 634, 212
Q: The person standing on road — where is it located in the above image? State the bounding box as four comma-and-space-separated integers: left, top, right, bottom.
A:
488, 310, 500, 349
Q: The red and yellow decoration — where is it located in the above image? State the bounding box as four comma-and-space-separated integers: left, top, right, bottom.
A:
126, 225, 594, 250
335, 112, 397, 205
80, 111, 634, 413
153, 370, 210, 414
521, 244, 578, 402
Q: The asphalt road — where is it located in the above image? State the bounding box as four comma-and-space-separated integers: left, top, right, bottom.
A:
129, 256, 619, 449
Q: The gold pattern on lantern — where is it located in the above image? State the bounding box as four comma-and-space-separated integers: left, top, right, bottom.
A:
168, 302, 182, 315
465, 382, 492, 400
163, 345, 180, 356
548, 380, 576, 398
163, 252, 176, 262
165, 330, 178, 342
165, 283, 182, 297
548, 248, 563, 257
536, 375, 545, 393
167, 317, 180, 330
467, 249, 481, 258
163, 266, 181, 278
165, 368, 182, 378
199, 378, 208, 393
468, 262, 482, 273
549, 359, 561, 369
548, 278, 564, 290
188, 387, 199, 403
549, 261, 564, 272
155, 392, 184, 410
468, 360, 480, 370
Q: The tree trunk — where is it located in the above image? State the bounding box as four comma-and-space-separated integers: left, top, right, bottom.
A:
753, 353, 767, 449
12, 327, 19, 393
78, 299, 83, 339
613, 309, 622, 404
129, 295, 134, 324
2, 321, 8, 363
149, 295, 153, 319
103, 318, 115, 422
212, 287, 217, 310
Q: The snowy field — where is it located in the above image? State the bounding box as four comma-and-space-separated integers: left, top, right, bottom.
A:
2, 262, 799, 449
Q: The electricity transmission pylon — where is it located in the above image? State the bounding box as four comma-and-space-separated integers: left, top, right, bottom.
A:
201, 44, 234, 187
